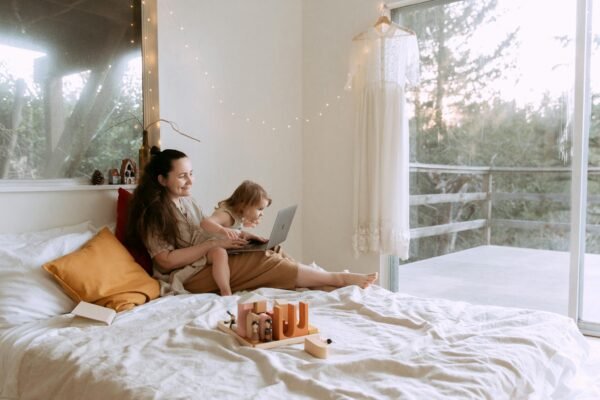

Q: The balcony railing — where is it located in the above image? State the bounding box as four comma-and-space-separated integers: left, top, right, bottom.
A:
409, 163, 600, 243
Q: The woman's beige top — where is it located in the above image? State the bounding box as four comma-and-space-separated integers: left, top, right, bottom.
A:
145, 196, 214, 295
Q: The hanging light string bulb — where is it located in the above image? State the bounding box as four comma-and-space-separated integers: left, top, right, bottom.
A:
164, 6, 347, 134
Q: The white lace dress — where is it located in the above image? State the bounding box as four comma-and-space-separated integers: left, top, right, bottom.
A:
346, 24, 419, 259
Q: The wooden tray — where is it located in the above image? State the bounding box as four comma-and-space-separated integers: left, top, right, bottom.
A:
217, 321, 319, 349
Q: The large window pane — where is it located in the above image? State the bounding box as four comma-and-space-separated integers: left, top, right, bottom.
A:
393, 0, 576, 315
583, 0, 600, 324
0, 0, 143, 180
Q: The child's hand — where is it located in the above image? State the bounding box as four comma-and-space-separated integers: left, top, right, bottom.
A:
221, 227, 241, 239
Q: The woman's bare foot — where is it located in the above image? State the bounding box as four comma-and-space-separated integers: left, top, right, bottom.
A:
334, 272, 378, 289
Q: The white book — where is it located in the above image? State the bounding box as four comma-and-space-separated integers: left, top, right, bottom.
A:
72, 301, 116, 325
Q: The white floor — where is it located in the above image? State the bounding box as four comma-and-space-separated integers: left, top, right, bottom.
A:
396, 245, 600, 322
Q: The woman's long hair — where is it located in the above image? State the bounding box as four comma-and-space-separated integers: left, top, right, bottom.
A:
127, 147, 188, 249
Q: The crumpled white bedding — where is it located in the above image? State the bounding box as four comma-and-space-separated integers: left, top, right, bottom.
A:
1, 285, 599, 400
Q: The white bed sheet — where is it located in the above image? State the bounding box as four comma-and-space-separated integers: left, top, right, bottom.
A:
1, 286, 599, 400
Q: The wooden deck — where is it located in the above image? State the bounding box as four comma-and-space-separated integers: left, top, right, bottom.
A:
396, 245, 600, 322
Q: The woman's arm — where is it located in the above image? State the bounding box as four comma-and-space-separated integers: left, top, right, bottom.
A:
200, 211, 240, 239
153, 237, 247, 271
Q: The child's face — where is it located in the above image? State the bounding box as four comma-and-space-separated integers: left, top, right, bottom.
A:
242, 198, 269, 227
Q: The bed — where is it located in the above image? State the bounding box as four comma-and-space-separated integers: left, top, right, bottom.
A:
1, 221, 600, 400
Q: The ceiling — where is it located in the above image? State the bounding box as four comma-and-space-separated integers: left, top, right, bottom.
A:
0, 0, 141, 73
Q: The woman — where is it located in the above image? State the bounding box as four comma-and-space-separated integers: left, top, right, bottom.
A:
127, 148, 377, 295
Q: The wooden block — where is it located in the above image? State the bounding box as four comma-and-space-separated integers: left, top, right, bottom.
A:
304, 336, 330, 359
274, 300, 288, 319
218, 321, 319, 350
258, 313, 271, 341
285, 302, 309, 338
236, 304, 253, 337
274, 302, 309, 340
253, 300, 267, 314
245, 312, 261, 340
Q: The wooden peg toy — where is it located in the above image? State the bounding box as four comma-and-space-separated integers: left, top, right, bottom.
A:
304, 336, 332, 359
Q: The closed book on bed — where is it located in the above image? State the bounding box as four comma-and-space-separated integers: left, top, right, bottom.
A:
72, 301, 116, 325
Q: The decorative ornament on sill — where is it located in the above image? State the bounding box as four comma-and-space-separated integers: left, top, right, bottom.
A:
91, 169, 105, 185
108, 168, 121, 185
120, 159, 137, 185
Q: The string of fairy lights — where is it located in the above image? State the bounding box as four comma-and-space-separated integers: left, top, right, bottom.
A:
138, 0, 351, 136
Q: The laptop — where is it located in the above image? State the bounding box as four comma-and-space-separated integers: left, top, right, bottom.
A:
227, 205, 297, 254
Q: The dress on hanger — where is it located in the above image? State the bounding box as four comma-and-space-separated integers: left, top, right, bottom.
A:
346, 24, 420, 259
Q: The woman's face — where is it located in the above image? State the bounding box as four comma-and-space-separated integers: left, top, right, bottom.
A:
242, 197, 269, 227
159, 157, 194, 199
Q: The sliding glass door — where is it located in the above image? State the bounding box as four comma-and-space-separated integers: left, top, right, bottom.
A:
579, 0, 600, 333
391, 0, 598, 336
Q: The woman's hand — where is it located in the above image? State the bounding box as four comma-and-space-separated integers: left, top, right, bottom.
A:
213, 237, 248, 250
240, 231, 268, 243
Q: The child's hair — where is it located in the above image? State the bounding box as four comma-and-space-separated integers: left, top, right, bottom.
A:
218, 180, 272, 216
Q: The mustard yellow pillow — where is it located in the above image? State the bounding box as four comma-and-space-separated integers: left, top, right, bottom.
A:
43, 227, 159, 312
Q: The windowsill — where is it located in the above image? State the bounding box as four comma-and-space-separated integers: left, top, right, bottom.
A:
0, 179, 136, 193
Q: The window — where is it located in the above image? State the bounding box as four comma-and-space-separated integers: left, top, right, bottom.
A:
393, 0, 582, 258
0, 0, 149, 181
391, 0, 599, 328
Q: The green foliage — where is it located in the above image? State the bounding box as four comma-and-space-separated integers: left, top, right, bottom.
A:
0, 57, 142, 179
395, 0, 600, 262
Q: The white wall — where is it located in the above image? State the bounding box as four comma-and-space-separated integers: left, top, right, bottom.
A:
0, 187, 119, 234
157, 0, 303, 257
301, 0, 382, 275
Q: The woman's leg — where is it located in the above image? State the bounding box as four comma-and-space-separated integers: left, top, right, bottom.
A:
295, 264, 378, 289
207, 247, 232, 296
184, 247, 377, 293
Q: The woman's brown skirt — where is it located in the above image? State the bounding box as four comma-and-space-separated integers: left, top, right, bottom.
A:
183, 246, 299, 293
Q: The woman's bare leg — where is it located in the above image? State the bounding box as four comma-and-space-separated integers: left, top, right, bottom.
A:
207, 247, 232, 296
295, 264, 377, 289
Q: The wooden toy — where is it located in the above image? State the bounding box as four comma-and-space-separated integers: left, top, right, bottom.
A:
236, 293, 268, 337
217, 321, 318, 349
120, 159, 137, 184
274, 302, 309, 340
304, 336, 332, 359
253, 301, 267, 314
258, 313, 270, 340
251, 321, 260, 342
219, 296, 318, 349
245, 312, 261, 339
274, 299, 288, 319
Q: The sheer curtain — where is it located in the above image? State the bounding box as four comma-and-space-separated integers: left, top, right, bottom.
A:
346, 25, 419, 259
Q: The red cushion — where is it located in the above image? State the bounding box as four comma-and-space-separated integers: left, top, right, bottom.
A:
116, 188, 153, 275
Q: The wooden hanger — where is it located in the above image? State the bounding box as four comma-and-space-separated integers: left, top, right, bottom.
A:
353, 6, 415, 40
374, 4, 415, 36
374, 15, 391, 28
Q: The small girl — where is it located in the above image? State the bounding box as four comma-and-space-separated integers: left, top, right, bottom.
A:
201, 180, 272, 295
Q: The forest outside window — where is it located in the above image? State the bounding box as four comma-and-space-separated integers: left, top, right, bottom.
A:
0, 0, 145, 181
393, 0, 599, 259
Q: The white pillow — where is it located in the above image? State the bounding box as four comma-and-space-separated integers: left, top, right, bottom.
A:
0, 221, 94, 248
0, 222, 97, 329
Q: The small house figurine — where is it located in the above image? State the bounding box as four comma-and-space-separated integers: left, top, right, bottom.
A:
120, 159, 137, 185
108, 168, 121, 185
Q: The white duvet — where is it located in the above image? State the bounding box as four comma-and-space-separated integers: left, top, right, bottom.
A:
1, 286, 599, 400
